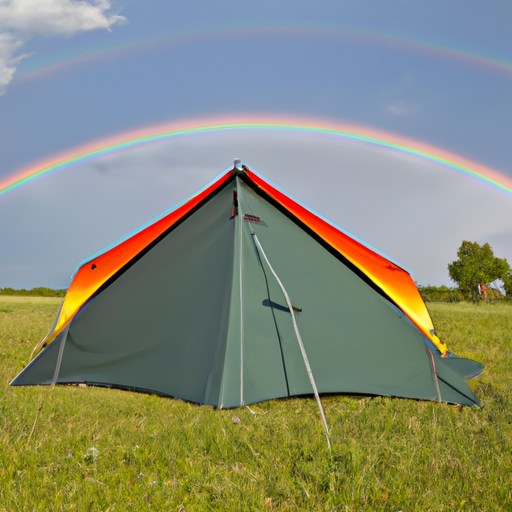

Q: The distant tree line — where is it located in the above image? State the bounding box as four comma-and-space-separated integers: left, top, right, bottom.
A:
417, 285, 464, 303
0, 287, 66, 297
1, 240, 510, 304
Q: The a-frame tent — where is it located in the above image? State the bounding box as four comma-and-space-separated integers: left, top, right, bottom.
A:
11, 164, 483, 408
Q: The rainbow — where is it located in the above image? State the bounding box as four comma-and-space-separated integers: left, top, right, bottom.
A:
2, 115, 512, 199
13, 23, 512, 85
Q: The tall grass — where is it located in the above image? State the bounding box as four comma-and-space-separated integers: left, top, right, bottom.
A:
1, 297, 511, 511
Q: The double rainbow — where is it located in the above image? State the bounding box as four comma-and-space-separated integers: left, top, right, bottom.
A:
1, 116, 512, 199
14, 23, 512, 84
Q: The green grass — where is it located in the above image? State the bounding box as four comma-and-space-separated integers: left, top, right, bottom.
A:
1, 297, 511, 511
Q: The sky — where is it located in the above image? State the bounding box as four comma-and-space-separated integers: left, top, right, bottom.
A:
0, 0, 511, 289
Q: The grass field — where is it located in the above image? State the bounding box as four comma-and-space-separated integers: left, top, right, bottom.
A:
1, 296, 511, 511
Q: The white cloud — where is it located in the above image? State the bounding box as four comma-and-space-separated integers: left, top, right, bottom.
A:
0, 32, 28, 88
0, 0, 126, 93
385, 99, 418, 117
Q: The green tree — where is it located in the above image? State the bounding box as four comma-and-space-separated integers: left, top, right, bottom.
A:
448, 241, 510, 302
503, 269, 512, 298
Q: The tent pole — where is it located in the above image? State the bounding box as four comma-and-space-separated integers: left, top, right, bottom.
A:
251, 233, 331, 450
51, 323, 70, 387
425, 345, 442, 402
236, 176, 245, 406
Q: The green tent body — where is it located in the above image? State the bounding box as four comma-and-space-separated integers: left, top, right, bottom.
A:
11, 164, 483, 408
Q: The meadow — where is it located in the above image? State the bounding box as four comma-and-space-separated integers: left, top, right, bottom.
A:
0, 296, 511, 511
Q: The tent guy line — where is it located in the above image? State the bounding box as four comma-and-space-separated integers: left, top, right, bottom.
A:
252, 230, 331, 449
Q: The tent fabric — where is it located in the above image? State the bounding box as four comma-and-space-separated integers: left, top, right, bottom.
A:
11, 165, 482, 407
28, 171, 233, 358
244, 169, 446, 353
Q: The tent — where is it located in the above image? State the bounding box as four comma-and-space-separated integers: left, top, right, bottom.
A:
11, 163, 483, 409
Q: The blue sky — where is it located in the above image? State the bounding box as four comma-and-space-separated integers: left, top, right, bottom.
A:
1, 0, 512, 288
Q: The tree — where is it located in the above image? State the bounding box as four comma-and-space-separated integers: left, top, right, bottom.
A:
503, 269, 512, 298
448, 241, 510, 302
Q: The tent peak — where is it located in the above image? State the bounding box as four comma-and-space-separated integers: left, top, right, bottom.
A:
232, 159, 251, 178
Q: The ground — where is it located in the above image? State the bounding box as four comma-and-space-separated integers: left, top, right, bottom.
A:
1, 297, 511, 511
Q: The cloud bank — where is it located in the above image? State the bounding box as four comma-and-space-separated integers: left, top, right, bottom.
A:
0, 0, 126, 93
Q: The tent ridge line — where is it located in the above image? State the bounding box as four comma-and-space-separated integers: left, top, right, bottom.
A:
81, 177, 236, 306
33, 175, 237, 359
240, 168, 447, 354
238, 170, 402, 310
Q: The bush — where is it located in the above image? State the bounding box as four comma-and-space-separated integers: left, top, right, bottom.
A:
418, 285, 463, 303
